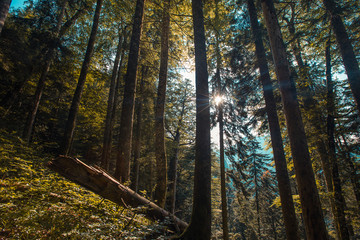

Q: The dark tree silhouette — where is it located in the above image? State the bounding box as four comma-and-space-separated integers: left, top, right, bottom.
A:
101, 31, 124, 170
246, 0, 300, 239
323, 0, 360, 116
154, 0, 171, 208
175, 0, 212, 239
23, 0, 67, 143
326, 36, 350, 240
114, 0, 146, 182
261, 0, 329, 239
60, 0, 103, 155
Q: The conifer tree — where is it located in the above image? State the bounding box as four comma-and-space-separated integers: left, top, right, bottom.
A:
326, 34, 351, 239
60, 0, 103, 155
101, 31, 124, 170
322, 0, 360, 116
23, 0, 67, 143
131, 65, 147, 192
175, 0, 211, 238
154, 0, 171, 208
261, 0, 329, 239
245, 0, 300, 238
114, 0, 146, 182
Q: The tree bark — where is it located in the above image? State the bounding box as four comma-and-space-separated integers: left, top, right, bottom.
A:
254, 156, 261, 238
59, 4, 91, 37
338, 136, 360, 211
175, 0, 212, 239
261, 0, 329, 239
0, 0, 11, 34
60, 0, 103, 155
326, 36, 350, 240
246, 0, 300, 239
154, 0, 171, 208
114, 0, 146, 183
47, 156, 188, 233
108, 31, 129, 172
214, 1, 229, 239
167, 83, 190, 215
218, 99, 230, 240
285, 11, 349, 239
101, 32, 124, 170
322, 0, 360, 117
22, 0, 67, 143
130, 65, 147, 192
167, 128, 180, 215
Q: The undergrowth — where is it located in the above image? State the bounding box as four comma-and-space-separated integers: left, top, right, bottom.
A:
0, 130, 167, 239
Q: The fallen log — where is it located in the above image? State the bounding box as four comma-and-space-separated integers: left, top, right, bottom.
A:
47, 155, 188, 232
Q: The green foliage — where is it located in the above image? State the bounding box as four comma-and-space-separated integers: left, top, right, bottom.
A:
0, 130, 166, 239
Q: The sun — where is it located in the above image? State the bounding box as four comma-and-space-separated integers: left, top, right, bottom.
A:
214, 95, 223, 105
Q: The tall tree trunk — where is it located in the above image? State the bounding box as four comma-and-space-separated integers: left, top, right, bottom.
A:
0, 0, 11, 34
219, 102, 229, 240
22, 0, 67, 143
108, 31, 129, 172
322, 0, 360, 116
246, 0, 300, 239
58, 4, 91, 37
60, 0, 103, 155
214, 1, 229, 239
254, 157, 261, 239
271, 214, 278, 240
167, 83, 189, 215
326, 35, 351, 240
168, 127, 180, 214
338, 136, 360, 210
114, 0, 146, 182
285, 11, 349, 239
175, 0, 212, 239
130, 65, 147, 192
154, 0, 171, 208
101, 32, 124, 170
260, 0, 329, 239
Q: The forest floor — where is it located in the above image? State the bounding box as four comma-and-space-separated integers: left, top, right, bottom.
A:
0, 130, 167, 239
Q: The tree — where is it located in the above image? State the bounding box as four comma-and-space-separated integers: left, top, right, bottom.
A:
326, 34, 351, 240
322, 0, 360, 116
167, 79, 192, 215
260, 0, 329, 239
101, 30, 125, 170
114, 0, 146, 182
280, 3, 350, 237
1, 2, 90, 112
281, 4, 351, 237
154, 0, 171, 208
212, 0, 229, 239
245, 0, 300, 239
175, 0, 212, 238
22, 0, 67, 143
130, 65, 148, 192
0, 0, 11, 34
228, 141, 284, 240
60, 0, 103, 155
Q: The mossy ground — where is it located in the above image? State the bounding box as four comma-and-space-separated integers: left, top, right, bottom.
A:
0, 130, 167, 239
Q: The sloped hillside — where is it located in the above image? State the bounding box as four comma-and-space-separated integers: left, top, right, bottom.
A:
0, 130, 167, 239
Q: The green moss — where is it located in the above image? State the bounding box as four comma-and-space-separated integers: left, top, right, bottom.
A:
0, 130, 159, 239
